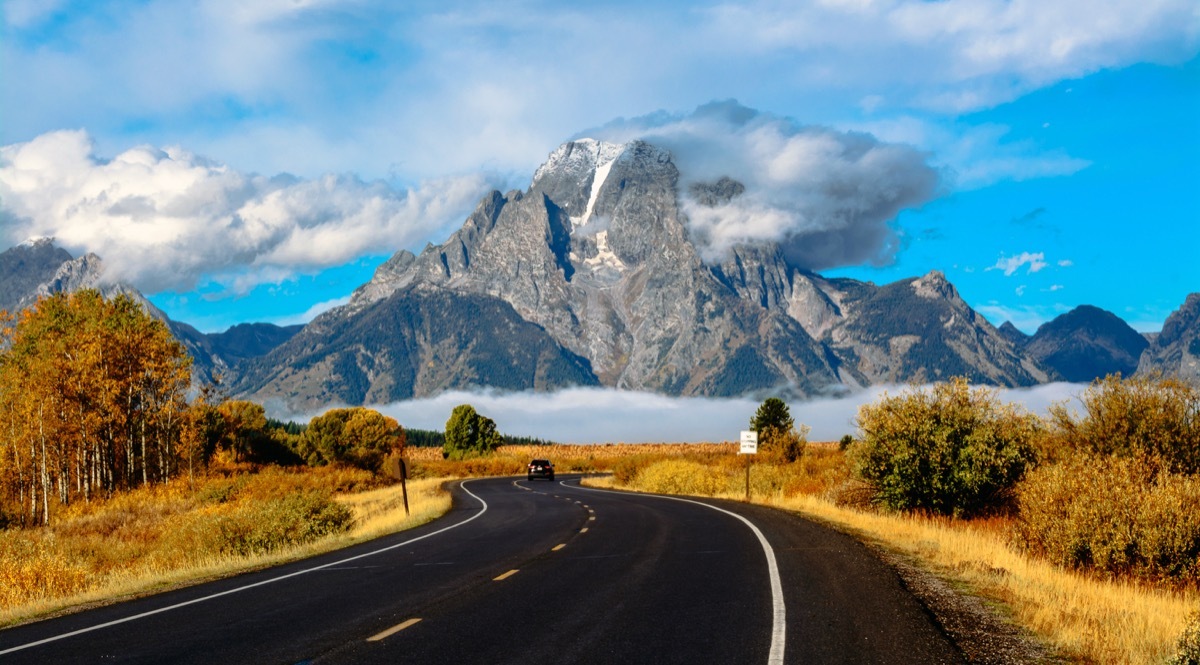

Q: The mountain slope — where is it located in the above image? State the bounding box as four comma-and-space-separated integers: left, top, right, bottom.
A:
0, 240, 297, 382
1138, 293, 1200, 382
234, 286, 599, 410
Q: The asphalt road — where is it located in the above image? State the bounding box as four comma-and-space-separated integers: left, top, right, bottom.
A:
0, 476, 963, 664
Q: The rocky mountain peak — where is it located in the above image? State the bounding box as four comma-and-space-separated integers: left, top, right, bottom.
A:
911, 270, 958, 301
235, 136, 1084, 407
0, 238, 75, 313
1137, 293, 1200, 382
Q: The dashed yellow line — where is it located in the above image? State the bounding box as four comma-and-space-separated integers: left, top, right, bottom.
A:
367, 618, 421, 642
493, 569, 519, 581
552, 544, 566, 551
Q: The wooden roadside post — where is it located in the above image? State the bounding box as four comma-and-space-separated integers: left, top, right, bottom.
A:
384, 453, 410, 517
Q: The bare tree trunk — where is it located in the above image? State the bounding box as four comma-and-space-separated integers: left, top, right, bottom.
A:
38, 403, 50, 526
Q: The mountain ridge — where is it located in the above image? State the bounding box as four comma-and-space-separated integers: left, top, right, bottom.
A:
2, 138, 1196, 409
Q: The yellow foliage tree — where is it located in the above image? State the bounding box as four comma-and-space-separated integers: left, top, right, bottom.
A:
0, 291, 192, 525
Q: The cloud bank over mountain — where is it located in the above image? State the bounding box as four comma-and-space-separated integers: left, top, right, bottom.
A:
0, 130, 492, 294
586, 100, 940, 269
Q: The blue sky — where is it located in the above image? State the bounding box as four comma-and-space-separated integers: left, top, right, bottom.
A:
2, 0, 1198, 334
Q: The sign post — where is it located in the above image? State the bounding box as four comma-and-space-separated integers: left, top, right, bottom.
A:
739, 431, 758, 502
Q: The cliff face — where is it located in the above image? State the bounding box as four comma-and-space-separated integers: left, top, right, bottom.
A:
1138, 294, 1200, 383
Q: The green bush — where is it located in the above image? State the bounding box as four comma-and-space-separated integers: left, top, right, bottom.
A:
1048, 374, 1200, 475
443, 404, 502, 460
1013, 454, 1200, 585
851, 378, 1041, 517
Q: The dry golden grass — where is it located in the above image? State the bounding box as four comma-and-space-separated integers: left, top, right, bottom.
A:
337, 477, 451, 540
0, 468, 454, 628
405, 442, 737, 478
581, 443, 1199, 664
773, 494, 1197, 664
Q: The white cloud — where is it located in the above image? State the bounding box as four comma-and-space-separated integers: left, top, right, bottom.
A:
704, 0, 1200, 112
0, 130, 493, 294
346, 382, 1090, 443
4, 1, 1194, 182
1058, 259, 1074, 267
586, 101, 940, 269
990, 251, 1048, 276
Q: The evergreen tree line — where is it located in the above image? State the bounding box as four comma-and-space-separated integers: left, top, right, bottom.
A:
405, 428, 556, 448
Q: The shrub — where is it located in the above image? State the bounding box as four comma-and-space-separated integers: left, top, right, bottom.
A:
1013, 454, 1200, 585
757, 424, 808, 464
633, 460, 727, 496
1048, 374, 1200, 475
852, 378, 1041, 517
217, 490, 353, 557
298, 408, 403, 470
1170, 611, 1200, 665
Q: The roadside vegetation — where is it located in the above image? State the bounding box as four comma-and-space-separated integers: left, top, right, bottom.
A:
4, 292, 1199, 661
0, 292, 454, 626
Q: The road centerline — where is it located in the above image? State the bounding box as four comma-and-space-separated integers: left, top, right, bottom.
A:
367, 618, 421, 642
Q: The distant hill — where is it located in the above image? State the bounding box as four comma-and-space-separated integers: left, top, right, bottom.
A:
1024, 305, 1148, 382
207, 323, 304, 363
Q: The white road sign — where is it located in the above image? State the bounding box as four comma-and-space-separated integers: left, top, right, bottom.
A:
739, 430, 758, 455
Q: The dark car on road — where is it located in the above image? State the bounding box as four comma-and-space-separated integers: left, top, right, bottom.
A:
527, 459, 555, 481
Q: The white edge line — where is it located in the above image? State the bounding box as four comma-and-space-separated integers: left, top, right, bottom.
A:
0, 479, 490, 657
571, 481, 786, 665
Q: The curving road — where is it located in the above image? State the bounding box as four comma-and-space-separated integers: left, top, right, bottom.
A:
0, 476, 963, 664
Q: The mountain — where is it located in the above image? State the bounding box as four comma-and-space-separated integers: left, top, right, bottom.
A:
0, 238, 74, 314
207, 323, 304, 363
1137, 293, 1200, 382
234, 287, 599, 409
1022, 305, 1148, 382
0, 240, 296, 382
236, 138, 1051, 409
998, 322, 1030, 349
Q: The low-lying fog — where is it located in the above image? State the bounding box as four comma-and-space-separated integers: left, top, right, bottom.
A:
368, 383, 1090, 444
